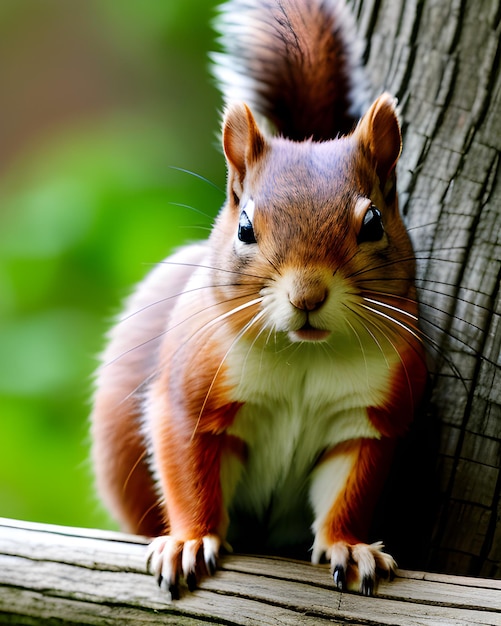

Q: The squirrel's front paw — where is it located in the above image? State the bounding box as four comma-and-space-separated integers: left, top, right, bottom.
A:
313, 540, 396, 596
146, 534, 220, 599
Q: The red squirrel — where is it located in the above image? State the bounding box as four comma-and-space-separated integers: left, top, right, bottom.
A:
91, 0, 427, 598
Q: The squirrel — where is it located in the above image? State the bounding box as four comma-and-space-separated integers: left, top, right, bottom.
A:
91, 0, 428, 598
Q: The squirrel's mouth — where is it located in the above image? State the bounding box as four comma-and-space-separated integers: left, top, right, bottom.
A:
288, 322, 331, 343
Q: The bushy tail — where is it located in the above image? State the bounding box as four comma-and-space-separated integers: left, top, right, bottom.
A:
212, 0, 368, 141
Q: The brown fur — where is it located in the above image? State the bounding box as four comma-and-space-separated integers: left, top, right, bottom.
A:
215, 0, 361, 138
91, 0, 426, 598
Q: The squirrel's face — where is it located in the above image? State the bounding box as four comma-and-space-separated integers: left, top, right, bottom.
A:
211, 97, 418, 346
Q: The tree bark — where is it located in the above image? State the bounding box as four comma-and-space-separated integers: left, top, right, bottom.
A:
353, 0, 501, 577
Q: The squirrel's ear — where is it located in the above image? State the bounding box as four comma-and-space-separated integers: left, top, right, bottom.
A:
355, 93, 402, 191
223, 103, 267, 197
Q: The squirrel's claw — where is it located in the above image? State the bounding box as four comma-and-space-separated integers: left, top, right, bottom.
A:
315, 540, 395, 596
146, 534, 220, 600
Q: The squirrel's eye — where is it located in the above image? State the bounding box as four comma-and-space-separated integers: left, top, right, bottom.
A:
358, 205, 384, 244
238, 210, 257, 244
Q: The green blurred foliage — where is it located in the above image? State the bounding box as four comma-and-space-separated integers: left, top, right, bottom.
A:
0, 0, 225, 529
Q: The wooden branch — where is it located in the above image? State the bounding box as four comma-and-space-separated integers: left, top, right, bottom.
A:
0, 518, 500, 625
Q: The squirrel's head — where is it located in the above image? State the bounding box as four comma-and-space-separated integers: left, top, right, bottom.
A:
211, 94, 417, 345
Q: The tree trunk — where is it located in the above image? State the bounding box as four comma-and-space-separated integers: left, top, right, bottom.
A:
353, 0, 501, 577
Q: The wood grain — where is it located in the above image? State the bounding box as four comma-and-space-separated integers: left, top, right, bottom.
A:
351, 0, 501, 578
0, 519, 499, 625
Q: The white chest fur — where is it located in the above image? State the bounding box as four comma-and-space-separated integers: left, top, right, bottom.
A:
223, 333, 396, 536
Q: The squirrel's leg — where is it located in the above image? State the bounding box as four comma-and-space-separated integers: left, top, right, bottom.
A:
145, 372, 243, 599
310, 436, 396, 595
146, 431, 227, 598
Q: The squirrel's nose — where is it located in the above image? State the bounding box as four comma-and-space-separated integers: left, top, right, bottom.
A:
289, 286, 327, 312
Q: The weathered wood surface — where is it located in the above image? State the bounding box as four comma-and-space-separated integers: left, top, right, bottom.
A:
352, 0, 501, 577
0, 519, 500, 625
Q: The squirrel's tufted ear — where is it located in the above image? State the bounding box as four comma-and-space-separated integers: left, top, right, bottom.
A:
223, 103, 267, 198
355, 93, 402, 192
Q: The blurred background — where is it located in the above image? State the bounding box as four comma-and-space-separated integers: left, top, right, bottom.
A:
0, 0, 224, 530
